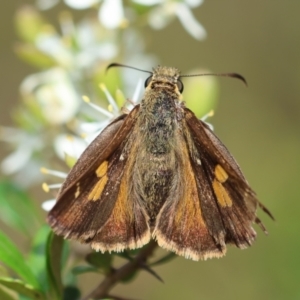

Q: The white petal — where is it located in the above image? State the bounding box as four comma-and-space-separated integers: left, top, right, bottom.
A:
185, 0, 204, 8
1, 146, 32, 174
42, 199, 56, 211
54, 134, 87, 160
79, 121, 109, 133
99, 0, 124, 29
174, 3, 206, 40
36, 34, 73, 66
77, 43, 117, 67
64, 0, 100, 9
132, 0, 162, 5
148, 7, 171, 29
82, 119, 113, 143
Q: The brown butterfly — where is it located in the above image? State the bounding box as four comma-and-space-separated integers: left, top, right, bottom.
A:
48, 63, 273, 261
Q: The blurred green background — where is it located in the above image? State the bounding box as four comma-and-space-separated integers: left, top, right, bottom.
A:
0, 1, 299, 300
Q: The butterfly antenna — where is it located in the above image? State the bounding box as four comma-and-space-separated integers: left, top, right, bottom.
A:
106, 63, 152, 74
181, 72, 247, 86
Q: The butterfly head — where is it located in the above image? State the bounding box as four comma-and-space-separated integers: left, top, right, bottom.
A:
145, 66, 184, 94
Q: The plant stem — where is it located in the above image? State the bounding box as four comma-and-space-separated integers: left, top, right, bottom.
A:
81, 240, 158, 300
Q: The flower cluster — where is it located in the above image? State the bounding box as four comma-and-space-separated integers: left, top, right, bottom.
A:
1, 1, 213, 196
36, 0, 206, 40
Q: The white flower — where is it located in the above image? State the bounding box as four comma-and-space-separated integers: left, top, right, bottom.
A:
76, 80, 143, 144
54, 134, 87, 161
147, 0, 206, 40
51, 0, 206, 39
63, 0, 125, 29
174, 2, 206, 40
0, 127, 44, 187
20, 68, 81, 125
64, 0, 100, 9
98, 0, 125, 29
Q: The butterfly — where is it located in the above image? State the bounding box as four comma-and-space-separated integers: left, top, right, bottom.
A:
48, 63, 273, 261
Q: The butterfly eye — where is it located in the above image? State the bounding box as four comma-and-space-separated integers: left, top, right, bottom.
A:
144, 75, 153, 88
177, 80, 184, 93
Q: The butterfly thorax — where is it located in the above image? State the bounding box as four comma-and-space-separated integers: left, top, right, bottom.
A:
134, 67, 183, 224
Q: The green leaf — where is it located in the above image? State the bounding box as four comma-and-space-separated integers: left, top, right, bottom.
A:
120, 269, 139, 284
114, 251, 133, 261
115, 248, 141, 260
27, 226, 51, 293
149, 253, 176, 267
0, 278, 44, 300
46, 232, 64, 300
86, 252, 113, 273
0, 230, 40, 288
0, 180, 41, 236
71, 265, 99, 275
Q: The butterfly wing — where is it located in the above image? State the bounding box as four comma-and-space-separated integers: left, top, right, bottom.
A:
48, 105, 151, 252
154, 108, 269, 260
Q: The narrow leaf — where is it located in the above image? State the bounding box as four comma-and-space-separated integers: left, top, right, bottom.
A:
27, 226, 51, 293
46, 232, 64, 300
0, 230, 39, 288
0, 180, 41, 236
86, 252, 113, 273
0, 278, 44, 300
149, 253, 176, 267
120, 270, 139, 284
71, 265, 99, 275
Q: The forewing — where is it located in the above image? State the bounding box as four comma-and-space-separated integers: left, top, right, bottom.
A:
184, 108, 266, 248
48, 105, 151, 251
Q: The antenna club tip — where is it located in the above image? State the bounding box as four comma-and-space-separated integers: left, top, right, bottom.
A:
231, 73, 248, 86
106, 63, 121, 73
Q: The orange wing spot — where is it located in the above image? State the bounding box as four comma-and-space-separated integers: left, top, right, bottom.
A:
88, 175, 108, 201
96, 160, 108, 177
215, 164, 228, 183
212, 179, 232, 207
